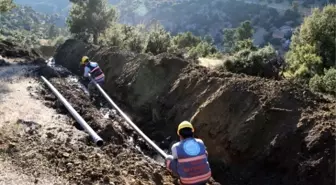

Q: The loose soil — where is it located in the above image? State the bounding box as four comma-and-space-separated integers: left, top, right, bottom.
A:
53, 39, 336, 185
0, 62, 219, 185
1, 38, 335, 185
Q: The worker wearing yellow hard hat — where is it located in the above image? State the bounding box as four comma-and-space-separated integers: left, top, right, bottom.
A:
166, 121, 212, 185
80, 56, 105, 98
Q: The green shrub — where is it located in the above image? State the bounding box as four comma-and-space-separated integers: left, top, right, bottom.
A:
233, 39, 257, 52
323, 68, 336, 94
187, 41, 218, 59
309, 74, 324, 92
288, 5, 336, 69
145, 24, 171, 55
100, 24, 146, 53
223, 45, 282, 78
285, 44, 322, 78
171, 31, 201, 49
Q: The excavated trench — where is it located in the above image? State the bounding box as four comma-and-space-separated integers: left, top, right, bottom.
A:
2, 38, 335, 185
6, 64, 179, 185
34, 63, 225, 184
36, 66, 159, 156
48, 39, 336, 185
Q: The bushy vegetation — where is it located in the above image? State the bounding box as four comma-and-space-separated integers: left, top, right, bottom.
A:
145, 23, 171, 55
285, 5, 336, 95
223, 21, 254, 53
221, 44, 282, 78
0, 5, 68, 48
309, 68, 336, 95
68, 0, 219, 57
3, 0, 335, 98
67, 0, 117, 44
116, 0, 303, 46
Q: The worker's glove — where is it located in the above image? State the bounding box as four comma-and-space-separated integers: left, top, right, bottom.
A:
165, 155, 174, 161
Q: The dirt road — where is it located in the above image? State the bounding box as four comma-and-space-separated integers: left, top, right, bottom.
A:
0, 64, 69, 184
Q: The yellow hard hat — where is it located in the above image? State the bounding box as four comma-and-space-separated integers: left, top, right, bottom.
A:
177, 121, 194, 135
81, 56, 89, 65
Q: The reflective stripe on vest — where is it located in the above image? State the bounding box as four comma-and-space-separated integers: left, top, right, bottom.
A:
94, 73, 104, 81
178, 154, 207, 163
180, 171, 212, 185
86, 62, 104, 81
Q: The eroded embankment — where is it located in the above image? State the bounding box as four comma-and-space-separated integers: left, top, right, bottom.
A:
54, 39, 336, 185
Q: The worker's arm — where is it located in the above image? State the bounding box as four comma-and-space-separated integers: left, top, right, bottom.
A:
166, 156, 178, 175
83, 66, 90, 77
166, 143, 179, 175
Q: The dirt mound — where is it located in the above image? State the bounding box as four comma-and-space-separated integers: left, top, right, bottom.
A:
164, 66, 335, 185
0, 40, 41, 60
54, 39, 335, 185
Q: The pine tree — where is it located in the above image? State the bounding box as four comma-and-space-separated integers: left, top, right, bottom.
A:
67, 0, 117, 44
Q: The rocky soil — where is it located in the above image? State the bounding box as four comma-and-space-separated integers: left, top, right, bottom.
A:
54, 39, 336, 185
0, 64, 177, 185
0, 38, 335, 185
0, 42, 223, 185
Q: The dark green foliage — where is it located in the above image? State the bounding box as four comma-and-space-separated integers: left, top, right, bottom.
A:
293, 5, 336, 68
171, 32, 201, 49
188, 41, 218, 59
223, 21, 254, 53
285, 5, 336, 78
67, 0, 117, 44
285, 44, 323, 78
233, 39, 257, 52
309, 68, 336, 95
223, 45, 282, 78
145, 23, 171, 55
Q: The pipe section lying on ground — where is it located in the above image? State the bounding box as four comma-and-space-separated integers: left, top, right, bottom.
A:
41, 76, 104, 146
90, 75, 168, 159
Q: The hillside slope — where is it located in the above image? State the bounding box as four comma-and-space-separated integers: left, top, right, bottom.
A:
54, 39, 336, 185
0, 5, 65, 47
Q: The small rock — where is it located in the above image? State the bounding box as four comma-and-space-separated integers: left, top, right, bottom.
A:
46, 132, 54, 139
8, 142, 16, 148
103, 176, 110, 183
66, 162, 73, 169
78, 154, 88, 160
114, 171, 120, 176
122, 170, 127, 176
74, 160, 81, 165
62, 152, 70, 158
